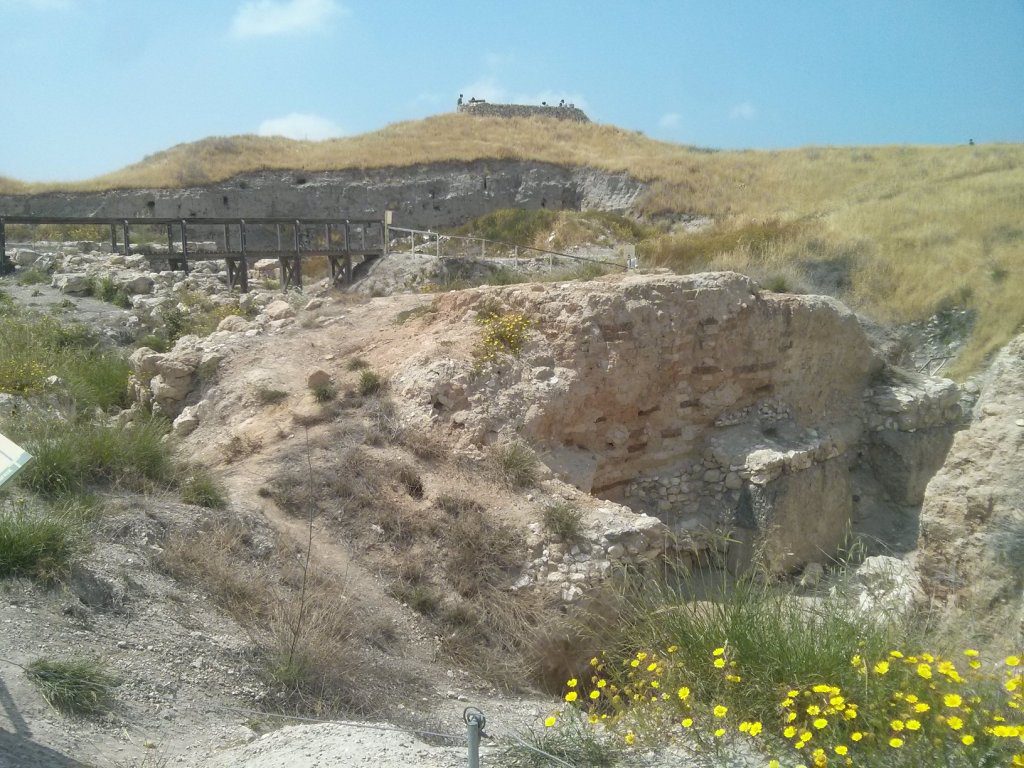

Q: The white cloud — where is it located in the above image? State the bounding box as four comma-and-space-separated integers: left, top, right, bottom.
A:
257, 113, 344, 140
230, 0, 344, 39
659, 113, 682, 129
460, 77, 507, 104
729, 102, 757, 121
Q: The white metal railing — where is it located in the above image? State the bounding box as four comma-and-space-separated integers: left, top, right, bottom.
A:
385, 224, 631, 270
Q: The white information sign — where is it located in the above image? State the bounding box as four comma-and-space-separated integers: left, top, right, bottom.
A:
0, 432, 32, 489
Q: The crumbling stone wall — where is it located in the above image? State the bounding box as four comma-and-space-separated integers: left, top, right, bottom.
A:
457, 102, 590, 122
397, 272, 963, 575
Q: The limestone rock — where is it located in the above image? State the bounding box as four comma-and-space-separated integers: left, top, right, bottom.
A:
13, 248, 41, 267
172, 406, 201, 437
53, 273, 91, 295
217, 314, 251, 333
129, 347, 163, 379
839, 556, 924, 623
918, 333, 1024, 623
265, 300, 295, 321
118, 273, 155, 295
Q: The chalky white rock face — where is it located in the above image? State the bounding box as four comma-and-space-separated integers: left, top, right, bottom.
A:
917, 333, 1024, 626
398, 272, 889, 572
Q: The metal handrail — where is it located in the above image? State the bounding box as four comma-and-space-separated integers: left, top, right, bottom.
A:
387, 224, 627, 269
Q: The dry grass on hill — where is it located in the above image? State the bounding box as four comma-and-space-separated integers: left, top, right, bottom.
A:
2, 114, 1021, 374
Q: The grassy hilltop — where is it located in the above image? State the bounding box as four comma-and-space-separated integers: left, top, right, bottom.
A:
3, 114, 1022, 375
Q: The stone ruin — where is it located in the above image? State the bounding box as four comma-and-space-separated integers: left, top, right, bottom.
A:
456, 101, 590, 123
395, 272, 963, 577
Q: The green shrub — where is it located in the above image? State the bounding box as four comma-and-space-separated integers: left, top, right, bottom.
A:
357, 370, 383, 396
542, 502, 584, 541
180, 469, 228, 509
0, 508, 81, 581
539, 569, 1024, 766
26, 658, 119, 716
488, 441, 539, 489
136, 334, 170, 353
502, 713, 622, 768
14, 416, 173, 499
90, 275, 131, 308
0, 313, 130, 410
16, 267, 50, 286
345, 356, 369, 371
311, 383, 337, 403
454, 208, 558, 246
474, 311, 531, 367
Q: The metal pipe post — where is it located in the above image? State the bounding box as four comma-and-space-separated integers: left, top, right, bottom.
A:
110, 224, 117, 253
464, 708, 485, 768
122, 220, 130, 257
166, 224, 174, 257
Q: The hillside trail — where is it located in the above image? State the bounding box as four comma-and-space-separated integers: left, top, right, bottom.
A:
183, 288, 557, 762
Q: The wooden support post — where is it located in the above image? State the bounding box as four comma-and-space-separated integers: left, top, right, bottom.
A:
223, 223, 230, 254
179, 220, 190, 274
360, 224, 367, 252
345, 254, 352, 285
166, 224, 174, 263
238, 220, 248, 293
122, 220, 130, 257
0, 218, 8, 276
292, 220, 302, 291
110, 224, 117, 253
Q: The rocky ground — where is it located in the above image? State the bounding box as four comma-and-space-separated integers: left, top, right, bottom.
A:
1, 238, 1018, 767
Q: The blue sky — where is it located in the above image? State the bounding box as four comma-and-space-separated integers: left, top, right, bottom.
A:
1, 0, 1022, 181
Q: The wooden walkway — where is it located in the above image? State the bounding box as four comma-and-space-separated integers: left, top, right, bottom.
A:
0, 215, 386, 292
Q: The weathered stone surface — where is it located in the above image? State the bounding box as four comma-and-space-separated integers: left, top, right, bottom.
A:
128, 347, 162, 379
13, 249, 41, 267
398, 273, 882, 573
918, 333, 1024, 622
53, 273, 91, 295
833, 555, 925, 623
172, 405, 201, 437
264, 300, 295, 321
217, 314, 251, 333
118, 273, 155, 295
868, 426, 956, 505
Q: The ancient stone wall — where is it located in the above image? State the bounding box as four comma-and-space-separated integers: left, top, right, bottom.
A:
0, 160, 638, 230
457, 102, 590, 122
